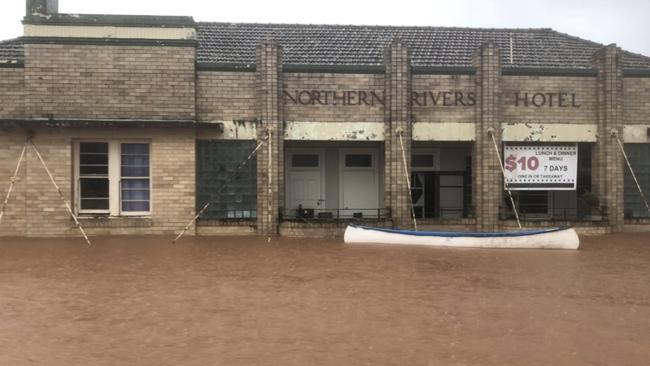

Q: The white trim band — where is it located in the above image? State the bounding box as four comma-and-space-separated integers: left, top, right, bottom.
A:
24, 24, 196, 40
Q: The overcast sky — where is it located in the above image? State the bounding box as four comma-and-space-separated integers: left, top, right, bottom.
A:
2, 0, 649, 56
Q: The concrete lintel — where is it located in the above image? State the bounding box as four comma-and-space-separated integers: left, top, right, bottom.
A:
501, 123, 597, 142
197, 121, 257, 140
413, 122, 475, 141
284, 122, 384, 141
623, 125, 650, 143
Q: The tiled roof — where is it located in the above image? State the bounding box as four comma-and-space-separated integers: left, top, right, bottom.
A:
3, 23, 650, 70
197, 22, 650, 70
0, 38, 23, 64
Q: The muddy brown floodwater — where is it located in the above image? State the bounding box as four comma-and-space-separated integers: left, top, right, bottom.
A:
0, 234, 649, 366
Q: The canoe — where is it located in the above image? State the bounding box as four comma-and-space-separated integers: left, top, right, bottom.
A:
344, 225, 579, 250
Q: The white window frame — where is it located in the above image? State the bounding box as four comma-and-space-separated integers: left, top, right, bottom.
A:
74, 140, 152, 217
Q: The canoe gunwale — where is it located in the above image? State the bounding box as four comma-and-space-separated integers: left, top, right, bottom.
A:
347, 225, 573, 238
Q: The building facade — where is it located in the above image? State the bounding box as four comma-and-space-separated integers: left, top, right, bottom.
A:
1, 0, 650, 238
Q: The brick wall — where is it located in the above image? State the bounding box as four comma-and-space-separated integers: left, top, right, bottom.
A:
0, 68, 24, 118
24, 44, 196, 120
283, 73, 384, 122
197, 71, 256, 122
501, 76, 597, 124
0, 127, 195, 237
624, 77, 650, 124
412, 74, 475, 123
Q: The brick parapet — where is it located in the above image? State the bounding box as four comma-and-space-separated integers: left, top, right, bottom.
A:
23, 44, 196, 121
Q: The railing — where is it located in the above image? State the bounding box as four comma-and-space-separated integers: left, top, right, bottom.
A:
280, 207, 391, 223
197, 209, 257, 220
499, 205, 608, 222
412, 205, 475, 219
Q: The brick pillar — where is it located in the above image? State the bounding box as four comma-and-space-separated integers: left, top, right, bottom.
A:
255, 39, 283, 236
472, 43, 502, 232
384, 39, 413, 228
592, 44, 624, 231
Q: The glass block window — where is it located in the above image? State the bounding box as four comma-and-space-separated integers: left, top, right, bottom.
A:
196, 140, 257, 219
121, 143, 150, 213
624, 144, 650, 218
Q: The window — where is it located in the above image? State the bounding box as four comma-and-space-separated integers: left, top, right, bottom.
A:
517, 191, 549, 215
292, 154, 319, 168
79, 143, 109, 212
196, 140, 257, 219
75, 141, 151, 216
411, 149, 439, 171
121, 144, 151, 213
624, 144, 650, 218
345, 154, 372, 167
412, 154, 434, 168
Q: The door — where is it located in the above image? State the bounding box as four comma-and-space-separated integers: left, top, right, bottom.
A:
439, 174, 464, 218
339, 149, 379, 218
285, 150, 325, 211
287, 170, 322, 209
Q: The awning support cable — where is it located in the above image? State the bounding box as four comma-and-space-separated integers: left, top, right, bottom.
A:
267, 128, 273, 243
488, 128, 522, 229
30, 139, 92, 246
0, 140, 28, 225
173, 134, 269, 244
396, 128, 418, 231
613, 130, 650, 216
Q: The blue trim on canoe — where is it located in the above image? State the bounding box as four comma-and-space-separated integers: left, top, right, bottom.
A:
349, 225, 570, 238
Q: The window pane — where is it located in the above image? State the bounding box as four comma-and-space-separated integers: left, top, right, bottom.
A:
119, 144, 150, 212
79, 142, 108, 176
122, 201, 150, 212
121, 179, 150, 212
80, 154, 108, 165
121, 166, 150, 177
81, 178, 109, 198
624, 144, 650, 218
122, 179, 150, 189
80, 142, 108, 154
121, 143, 150, 177
412, 154, 434, 168
292, 154, 319, 167
81, 199, 110, 210
80, 178, 109, 211
345, 154, 372, 167
518, 191, 548, 214
122, 143, 149, 155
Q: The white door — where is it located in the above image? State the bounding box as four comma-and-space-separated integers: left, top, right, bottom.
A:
339, 149, 379, 218
288, 170, 322, 209
285, 150, 325, 210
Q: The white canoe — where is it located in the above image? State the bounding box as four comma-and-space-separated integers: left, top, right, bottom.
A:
344, 225, 579, 250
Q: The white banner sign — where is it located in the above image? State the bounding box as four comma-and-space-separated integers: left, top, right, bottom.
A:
503, 145, 578, 190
